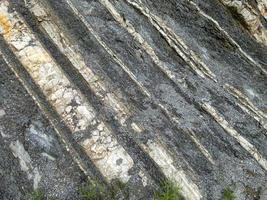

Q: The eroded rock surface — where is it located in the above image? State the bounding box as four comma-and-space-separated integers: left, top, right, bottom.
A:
0, 0, 266, 199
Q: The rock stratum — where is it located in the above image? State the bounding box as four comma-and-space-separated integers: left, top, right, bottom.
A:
0, 0, 266, 199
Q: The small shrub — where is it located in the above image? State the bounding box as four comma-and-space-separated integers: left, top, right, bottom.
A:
155, 181, 180, 200
223, 188, 234, 200
111, 179, 128, 199
33, 190, 43, 200
79, 182, 107, 200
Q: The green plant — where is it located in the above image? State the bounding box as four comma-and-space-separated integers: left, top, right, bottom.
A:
79, 182, 107, 200
33, 190, 43, 200
78, 179, 130, 200
223, 188, 234, 200
154, 181, 180, 200
111, 179, 129, 199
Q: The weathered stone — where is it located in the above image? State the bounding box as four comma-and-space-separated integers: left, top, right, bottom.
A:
0, 0, 266, 199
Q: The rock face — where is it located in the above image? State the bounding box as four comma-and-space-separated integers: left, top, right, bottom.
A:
0, 0, 266, 199
220, 0, 267, 45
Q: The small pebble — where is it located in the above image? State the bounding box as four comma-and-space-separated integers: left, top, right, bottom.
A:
0, 109, 6, 118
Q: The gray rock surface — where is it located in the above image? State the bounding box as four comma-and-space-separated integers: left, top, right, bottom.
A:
0, 0, 266, 199
0, 60, 86, 199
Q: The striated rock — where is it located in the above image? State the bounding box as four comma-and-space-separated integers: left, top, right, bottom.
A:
220, 0, 267, 46
0, 0, 266, 199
